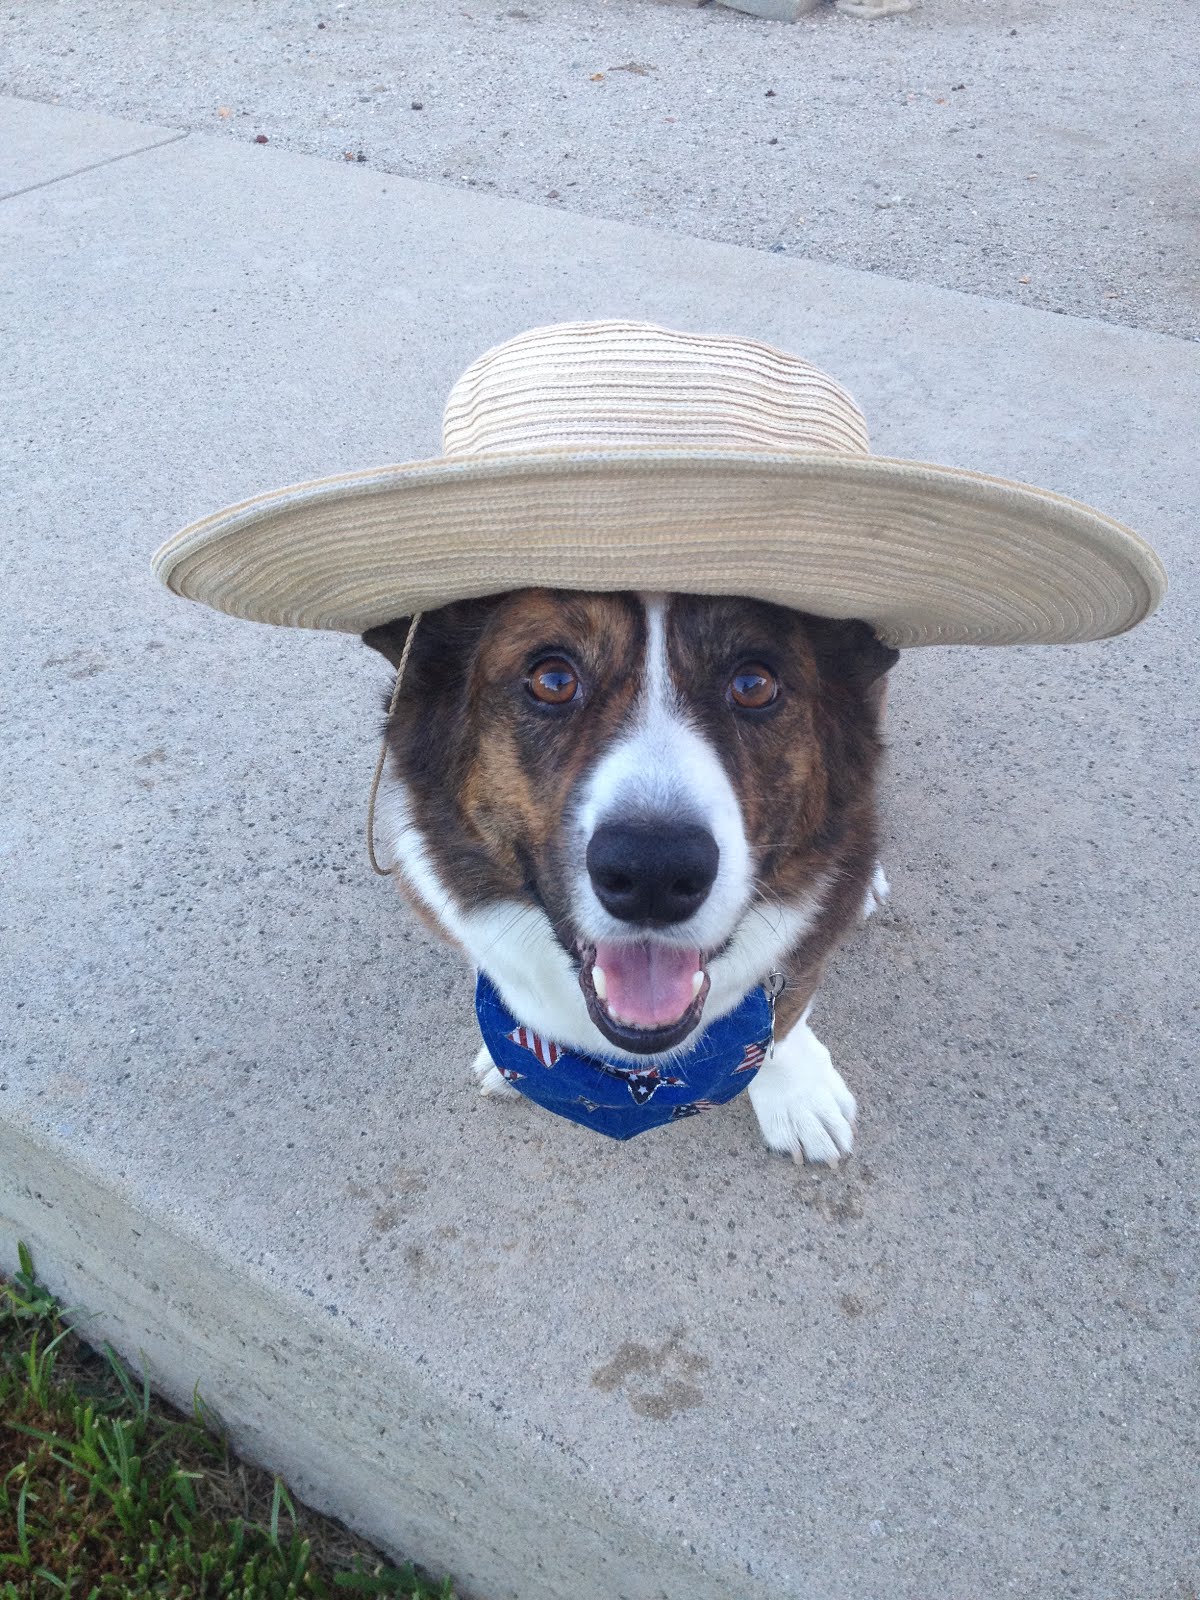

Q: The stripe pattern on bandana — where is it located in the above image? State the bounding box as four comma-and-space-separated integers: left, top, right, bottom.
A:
475, 973, 774, 1141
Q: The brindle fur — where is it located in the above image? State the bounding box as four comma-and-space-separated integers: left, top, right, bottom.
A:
661, 598, 895, 1033
364, 590, 896, 1031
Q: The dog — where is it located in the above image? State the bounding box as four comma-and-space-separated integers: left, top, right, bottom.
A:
363, 586, 897, 1163
152, 319, 1162, 1159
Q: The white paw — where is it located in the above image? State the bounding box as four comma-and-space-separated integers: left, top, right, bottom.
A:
861, 861, 891, 920
747, 1020, 856, 1166
471, 1043, 520, 1098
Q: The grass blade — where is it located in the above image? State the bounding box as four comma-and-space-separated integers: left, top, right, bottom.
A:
15, 1478, 31, 1562
269, 1475, 298, 1548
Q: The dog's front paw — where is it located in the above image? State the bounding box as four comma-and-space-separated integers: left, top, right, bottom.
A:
471, 1043, 520, 1098
747, 1022, 856, 1166
861, 861, 890, 920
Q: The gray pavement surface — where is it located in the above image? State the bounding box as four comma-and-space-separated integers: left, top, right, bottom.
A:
2, 101, 1198, 1600
0, 94, 183, 197
2, 0, 1197, 340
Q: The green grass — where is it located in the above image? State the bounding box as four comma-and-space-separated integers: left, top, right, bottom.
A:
0, 1243, 456, 1599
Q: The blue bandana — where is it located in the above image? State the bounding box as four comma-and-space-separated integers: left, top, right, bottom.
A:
475, 973, 774, 1141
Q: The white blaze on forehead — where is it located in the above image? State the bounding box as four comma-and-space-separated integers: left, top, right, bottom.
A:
572, 595, 752, 953
643, 592, 671, 706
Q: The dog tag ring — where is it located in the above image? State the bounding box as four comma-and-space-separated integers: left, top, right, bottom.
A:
765, 970, 787, 1058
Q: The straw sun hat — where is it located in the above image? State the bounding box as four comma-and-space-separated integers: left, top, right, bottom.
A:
151, 319, 1165, 649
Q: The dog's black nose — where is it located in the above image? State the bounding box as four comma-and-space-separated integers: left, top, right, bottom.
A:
587, 822, 719, 926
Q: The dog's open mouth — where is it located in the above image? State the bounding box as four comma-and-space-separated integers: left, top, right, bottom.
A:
577, 941, 711, 1055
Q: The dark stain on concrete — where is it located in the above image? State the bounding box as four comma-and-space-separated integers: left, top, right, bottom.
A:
592, 1331, 709, 1418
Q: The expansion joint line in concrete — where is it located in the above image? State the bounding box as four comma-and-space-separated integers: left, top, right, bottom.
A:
0, 120, 190, 202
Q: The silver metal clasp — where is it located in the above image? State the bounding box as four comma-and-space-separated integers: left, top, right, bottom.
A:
765, 971, 787, 1059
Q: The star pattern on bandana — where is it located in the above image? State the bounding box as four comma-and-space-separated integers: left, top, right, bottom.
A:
595, 1063, 687, 1105
669, 1098, 722, 1120
735, 1039, 770, 1073
506, 1025, 561, 1068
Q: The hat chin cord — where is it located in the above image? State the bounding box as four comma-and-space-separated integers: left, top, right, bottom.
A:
366, 612, 423, 877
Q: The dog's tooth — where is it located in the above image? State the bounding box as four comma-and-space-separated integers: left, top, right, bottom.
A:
691, 970, 704, 997
592, 965, 608, 1001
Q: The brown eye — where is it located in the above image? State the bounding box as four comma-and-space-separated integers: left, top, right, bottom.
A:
728, 663, 779, 710
527, 656, 580, 706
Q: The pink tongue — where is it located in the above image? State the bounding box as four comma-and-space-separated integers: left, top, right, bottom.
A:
594, 942, 701, 1029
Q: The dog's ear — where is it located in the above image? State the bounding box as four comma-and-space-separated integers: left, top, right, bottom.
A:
805, 616, 899, 690
362, 618, 414, 669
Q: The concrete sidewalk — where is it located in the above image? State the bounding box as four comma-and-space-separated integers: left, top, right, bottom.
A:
1, 96, 1197, 1600
4, 0, 1196, 340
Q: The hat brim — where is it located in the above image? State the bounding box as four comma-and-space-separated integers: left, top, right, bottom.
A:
151, 448, 1166, 648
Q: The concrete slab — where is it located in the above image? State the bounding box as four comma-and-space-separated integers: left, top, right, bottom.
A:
3, 0, 1197, 339
0, 92, 182, 198
2, 104, 1197, 1600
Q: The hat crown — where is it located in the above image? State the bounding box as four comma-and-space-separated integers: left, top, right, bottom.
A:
441, 320, 871, 459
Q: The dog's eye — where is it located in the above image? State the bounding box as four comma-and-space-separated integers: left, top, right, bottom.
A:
728, 663, 779, 710
527, 656, 580, 706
